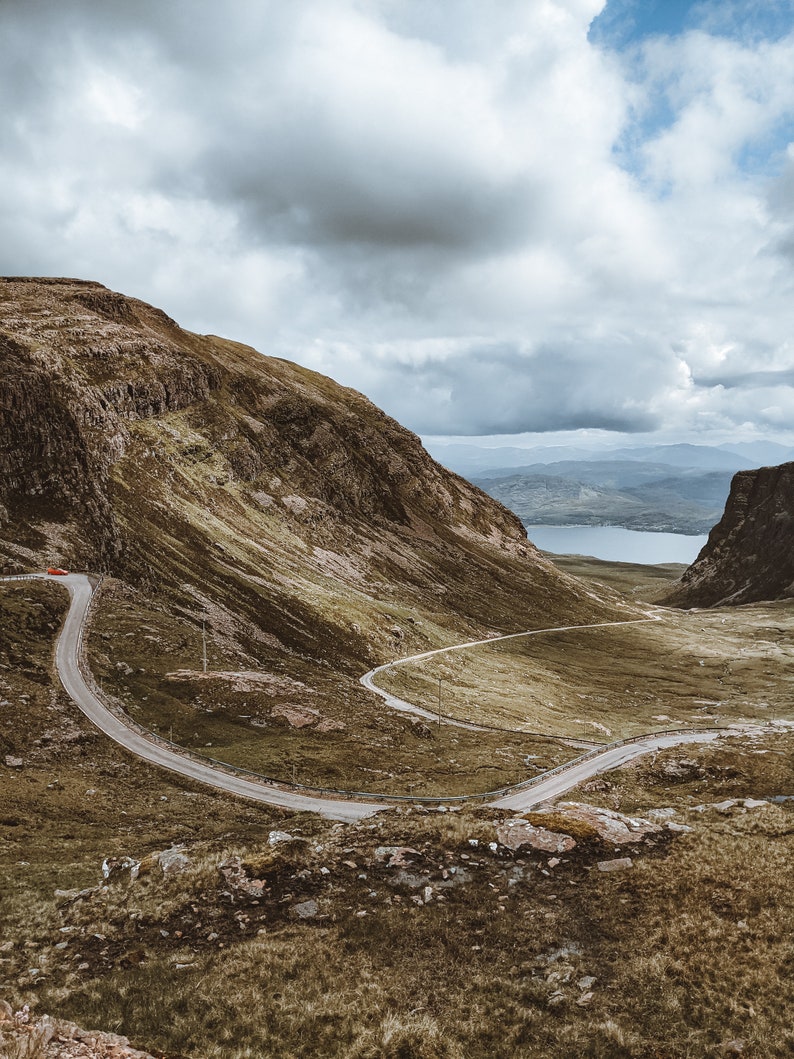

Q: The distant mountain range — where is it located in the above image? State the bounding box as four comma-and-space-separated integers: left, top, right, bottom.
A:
424, 440, 794, 536
426, 440, 794, 479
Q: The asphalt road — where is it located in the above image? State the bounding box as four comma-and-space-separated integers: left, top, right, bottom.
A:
491, 730, 721, 811
1, 572, 732, 819
8, 573, 383, 821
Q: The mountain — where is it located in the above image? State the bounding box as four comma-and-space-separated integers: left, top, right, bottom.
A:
663, 462, 794, 606
605, 443, 754, 471
423, 440, 763, 479
474, 470, 732, 534
0, 278, 617, 708
422, 442, 603, 477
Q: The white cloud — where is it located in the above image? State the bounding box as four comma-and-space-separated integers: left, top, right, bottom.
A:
0, 0, 792, 443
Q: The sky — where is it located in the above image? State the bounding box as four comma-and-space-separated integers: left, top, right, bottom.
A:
1, 0, 794, 450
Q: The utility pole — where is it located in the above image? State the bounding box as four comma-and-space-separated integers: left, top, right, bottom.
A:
202, 620, 207, 674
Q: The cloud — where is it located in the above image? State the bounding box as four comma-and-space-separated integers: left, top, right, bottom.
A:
0, 0, 793, 443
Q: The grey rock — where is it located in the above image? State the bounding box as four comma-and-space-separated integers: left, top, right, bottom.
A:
4, 755, 23, 769
267, 830, 295, 846
496, 820, 576, 854
374, 846, 421, 867
597, 857, 633, 872
158, 848, 190, 874
290, 899, 319, 919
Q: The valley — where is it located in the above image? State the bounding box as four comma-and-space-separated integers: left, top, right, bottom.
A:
2, 279, 794, 1059
2, 557, 794, 1058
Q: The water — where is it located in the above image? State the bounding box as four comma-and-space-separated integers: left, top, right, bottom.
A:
525, 525, 708, 565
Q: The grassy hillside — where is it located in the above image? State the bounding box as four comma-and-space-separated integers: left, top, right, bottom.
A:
2, 566, 794, 1057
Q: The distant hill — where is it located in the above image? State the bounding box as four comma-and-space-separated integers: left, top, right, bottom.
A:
605, 443, 755, 472
424, 439, 773, 479
473, 469, 733, 534
663, 462, 794, 606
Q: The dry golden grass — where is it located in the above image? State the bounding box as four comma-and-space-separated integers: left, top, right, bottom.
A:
4, 563, 794, 1057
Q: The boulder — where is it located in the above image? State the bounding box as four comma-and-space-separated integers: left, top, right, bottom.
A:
535, 803, 660, 844
158, 848, 190, 874
101, 856, 140, 881
290, 899, 319, 919
267, 830, 295, 846
597, 857, 633, 872
496, 820, 576, 854
3, 755, 23, 769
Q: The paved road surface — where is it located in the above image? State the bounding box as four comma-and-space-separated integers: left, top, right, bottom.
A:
1, 572, 734, 819
5, 573, 383, 821
491, 730, 721, 811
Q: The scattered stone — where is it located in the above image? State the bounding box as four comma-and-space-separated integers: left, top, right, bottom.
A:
576, 992, 594, 1006
597, 857, 633, 872
743, 798, 769, 809
101, 856, 140, 881
722, 1039, 747, 1055
374, 846, 422, 868
54, 886, 96, 903
547, 991, 566, 1007
158, 848, 190, 874
578, 976, 596, 990
665, 822, 693, 833
496, 820, 576, 854
535, 803, 660, 845
290, 899, 319, 920
219, 856, 267, 898
411, 720, 433, 739
712, 799, 739, 813
660, 759, 702, 780
3, 755, 23, 769
647, 807, 677, 820
267, 830, 295, 846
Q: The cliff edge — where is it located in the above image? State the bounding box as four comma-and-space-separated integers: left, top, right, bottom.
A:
662, 462, 794, 607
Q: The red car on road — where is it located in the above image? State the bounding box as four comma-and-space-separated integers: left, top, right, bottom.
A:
47, 567, 69, 576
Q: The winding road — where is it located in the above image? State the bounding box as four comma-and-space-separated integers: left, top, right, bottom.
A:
2, 572, 726, 820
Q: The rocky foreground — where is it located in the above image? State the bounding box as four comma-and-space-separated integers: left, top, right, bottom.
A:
0, 1001, 156, 1059
664, 461, 794, 607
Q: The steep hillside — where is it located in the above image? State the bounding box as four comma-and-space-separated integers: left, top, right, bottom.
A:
0, 278, 626, 791
663, 462, 794, 607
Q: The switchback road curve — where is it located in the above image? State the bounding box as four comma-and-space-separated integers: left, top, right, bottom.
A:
2, 572, 727, 820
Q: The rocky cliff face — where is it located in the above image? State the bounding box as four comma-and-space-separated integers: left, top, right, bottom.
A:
1, 278, 614, 681
663, 462, 794, 607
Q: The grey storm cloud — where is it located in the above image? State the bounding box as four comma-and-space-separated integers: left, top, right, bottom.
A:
357, 340, 667, 436
1, 0, 794, 443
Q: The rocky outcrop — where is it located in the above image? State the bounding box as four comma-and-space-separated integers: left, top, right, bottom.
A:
0, 1002, 156, 1059
663, 462, 794, 607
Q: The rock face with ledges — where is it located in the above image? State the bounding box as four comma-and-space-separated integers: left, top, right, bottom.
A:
1, 277, 613, 684
663, 462, 794, 607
